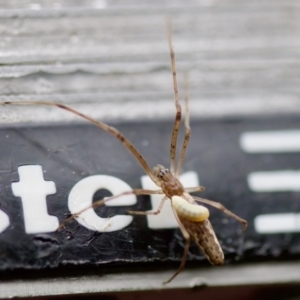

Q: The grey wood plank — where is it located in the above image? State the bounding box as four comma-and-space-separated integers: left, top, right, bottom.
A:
0, 1, 299, 125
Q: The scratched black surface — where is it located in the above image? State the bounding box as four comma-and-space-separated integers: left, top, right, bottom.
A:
0, 115, 300, 272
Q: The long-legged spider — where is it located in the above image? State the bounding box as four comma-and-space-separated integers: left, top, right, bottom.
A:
0, 27, 247, 284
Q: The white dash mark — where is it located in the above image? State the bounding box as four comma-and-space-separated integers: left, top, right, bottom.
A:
240, 129, 300, 153
255, 213, 300, 234
248, 170, 300, 192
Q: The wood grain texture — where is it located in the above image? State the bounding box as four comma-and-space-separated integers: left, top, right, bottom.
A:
0, 0, 299, 124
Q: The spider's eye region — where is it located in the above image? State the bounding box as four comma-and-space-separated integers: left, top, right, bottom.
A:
152, 165, 169, 178
159, 168, 170, 178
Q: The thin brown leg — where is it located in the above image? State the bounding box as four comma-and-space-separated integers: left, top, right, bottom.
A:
167, 22, 182, 174
163, 203, 190, 284
58, 188, 164, 231
193, 196, 248, 230
176, 73, 191, 176
184, 186, 205, 193
0, 101, 160, 186
127, 196, 167, 216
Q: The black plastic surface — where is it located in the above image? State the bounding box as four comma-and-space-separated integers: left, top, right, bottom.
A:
0, 115, 299, 271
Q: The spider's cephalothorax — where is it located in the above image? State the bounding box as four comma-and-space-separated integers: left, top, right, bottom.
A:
152, 164, 184, 198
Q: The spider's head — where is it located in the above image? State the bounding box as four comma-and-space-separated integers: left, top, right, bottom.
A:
152, 164, 170, 180
152, 164, 184, 197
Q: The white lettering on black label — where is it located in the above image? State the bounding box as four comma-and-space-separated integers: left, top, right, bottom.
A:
3, 165, 201, 234
0, 210, 9, 233
12, 165, 58, 234
68, 175, 137, 232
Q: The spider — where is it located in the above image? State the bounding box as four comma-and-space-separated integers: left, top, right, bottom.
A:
0, 26, 247, 284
